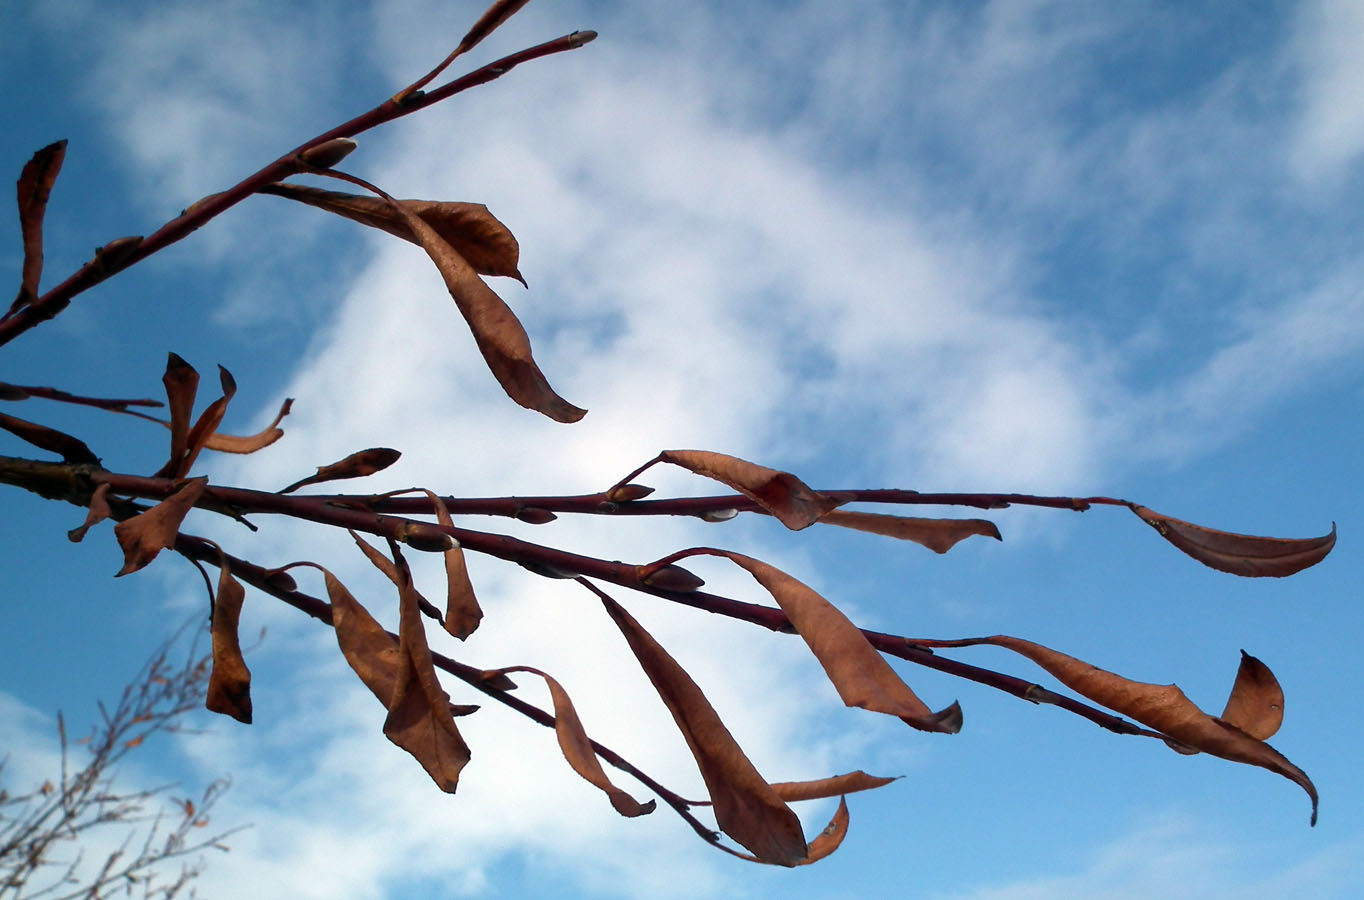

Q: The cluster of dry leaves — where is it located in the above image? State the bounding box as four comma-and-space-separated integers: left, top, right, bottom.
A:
0, 0, 1338, 868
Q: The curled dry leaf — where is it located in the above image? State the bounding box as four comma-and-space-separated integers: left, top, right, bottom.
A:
418, 490, 482, 641
318, 565, 402, 704
351, 531, 444, 621
113, 477, 208, 576
68, 482, 112, 542
656, 450, 843, 530
668, 549, 960, 734
941, 635, 1317, 824
12, 140, 66, 314
489, 665, 654, 817
205, 546, 253, 724
1131, 505, 1335, 577
769, 770, 898, 803
820, 510, 1001, 554
1221, 650, 1283, 741
591, 582, 808, 865
384, 543, 471, 792
154, 353, 199, 478
0, 411, 99, 465
134, 397, 291, 454
177, 365, 237, 477
259, 184, 527, 284
801, 797, 851, 866
278, 446, 402, 494
387, 198, 585, 423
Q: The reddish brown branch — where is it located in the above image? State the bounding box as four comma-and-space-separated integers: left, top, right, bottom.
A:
0, 31, 593, 348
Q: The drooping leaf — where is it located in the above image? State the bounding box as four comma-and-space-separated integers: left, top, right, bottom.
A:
941, 635, 1317, 824
12, 140, 66, 314
670, 549, 960, 733
489, 665, 654, 817
769, 770, 898, 803
656, 450, 843, 530
820, 510, 1001, 553
388, 199, 584, 422
259, 184, 526, 284
154, 354, 199, 479
68, 483, 112, 542
351, 531, 443, 622
321, 565, 401, 704
205, 548, 252, 724
113, 478, 208, 576
0, 411, 99, 465
592, 583, 808, 865
278, 447, 402, 494
456, 0, 532, 56
1131, 505, 1335, 577
419, 490, 482, 640
383, 542, 470, 792
1221, 650, 1283, 741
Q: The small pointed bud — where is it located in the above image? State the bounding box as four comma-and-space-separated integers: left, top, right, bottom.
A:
699, 508, 739, 523
94, 236, 143, 271
263, 569, 298, 593
479, 670, 517, 691
515, 507, 557, 524
397, 521, 455, 552
606, 483, 654, 503
568, 30, 598, 47
641, 564, 705, 593
298, 138, 357, 170
517, 560, 576, 579
449, 704, 481, 717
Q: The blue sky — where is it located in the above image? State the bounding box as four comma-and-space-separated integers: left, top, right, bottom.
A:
2, 1, 1362, 897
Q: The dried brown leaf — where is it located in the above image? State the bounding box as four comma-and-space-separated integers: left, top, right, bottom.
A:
594, 586, 808, 865
68, 483, 112, 543
322, 565, 401, 704
658, 450, 843, 530
1131, 505, 1335, 577
0, 411, 99, 465
800, 797, 850, 865
964, 635, 1317, 824
205, 550, 252, 724
1221, 650, 1283, 741
821, 510, 1001, 553
12, 140, 66, 314
177, 365, 237, 477
278, 447, 402, 494
259, 184, 526, 284
696, 549, 961, 733
419, 490, 482, 640
383, 543, 470, 792
388, 199, 584, 422
491, 665, 654, 817
113, 478, 208, 576
203, 398, 292, 453
769, 770, 898, 803
154, 354, 199, 479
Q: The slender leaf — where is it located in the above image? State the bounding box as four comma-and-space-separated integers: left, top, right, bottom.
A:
1131, 505, 1335, 577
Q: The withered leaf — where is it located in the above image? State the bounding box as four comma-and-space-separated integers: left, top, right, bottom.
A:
154, 354, 199, 479
658, 450, 843, 530
457, 0, 531, 55
594, 584, 808, 865
1221, 650, 1283, 741
820, 510, 1001, 554
389, 199, 584, 423
320, 565, 401, 704
205, 549, 252, 724
383, 543, 470, 792
1131, 505, 1335, 577
419, 490, 482, 641
203, 398, 292, 453
68, 483, 112, 543
490, 665, 654, 817
259, 184, 526, 284
801, 797, 850, 865
351, 531, 443, 621
113, 478, 208, 576
176, 365, 237, 477
680, 549, 960, 733
769, 770, 898, 803
12, 140, 67, 315
954, 635, 1317, 824
278, 447, 402, 494
0, 411, 99, 465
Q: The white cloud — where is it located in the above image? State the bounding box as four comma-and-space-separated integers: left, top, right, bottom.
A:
1290, 0, 1364, 182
